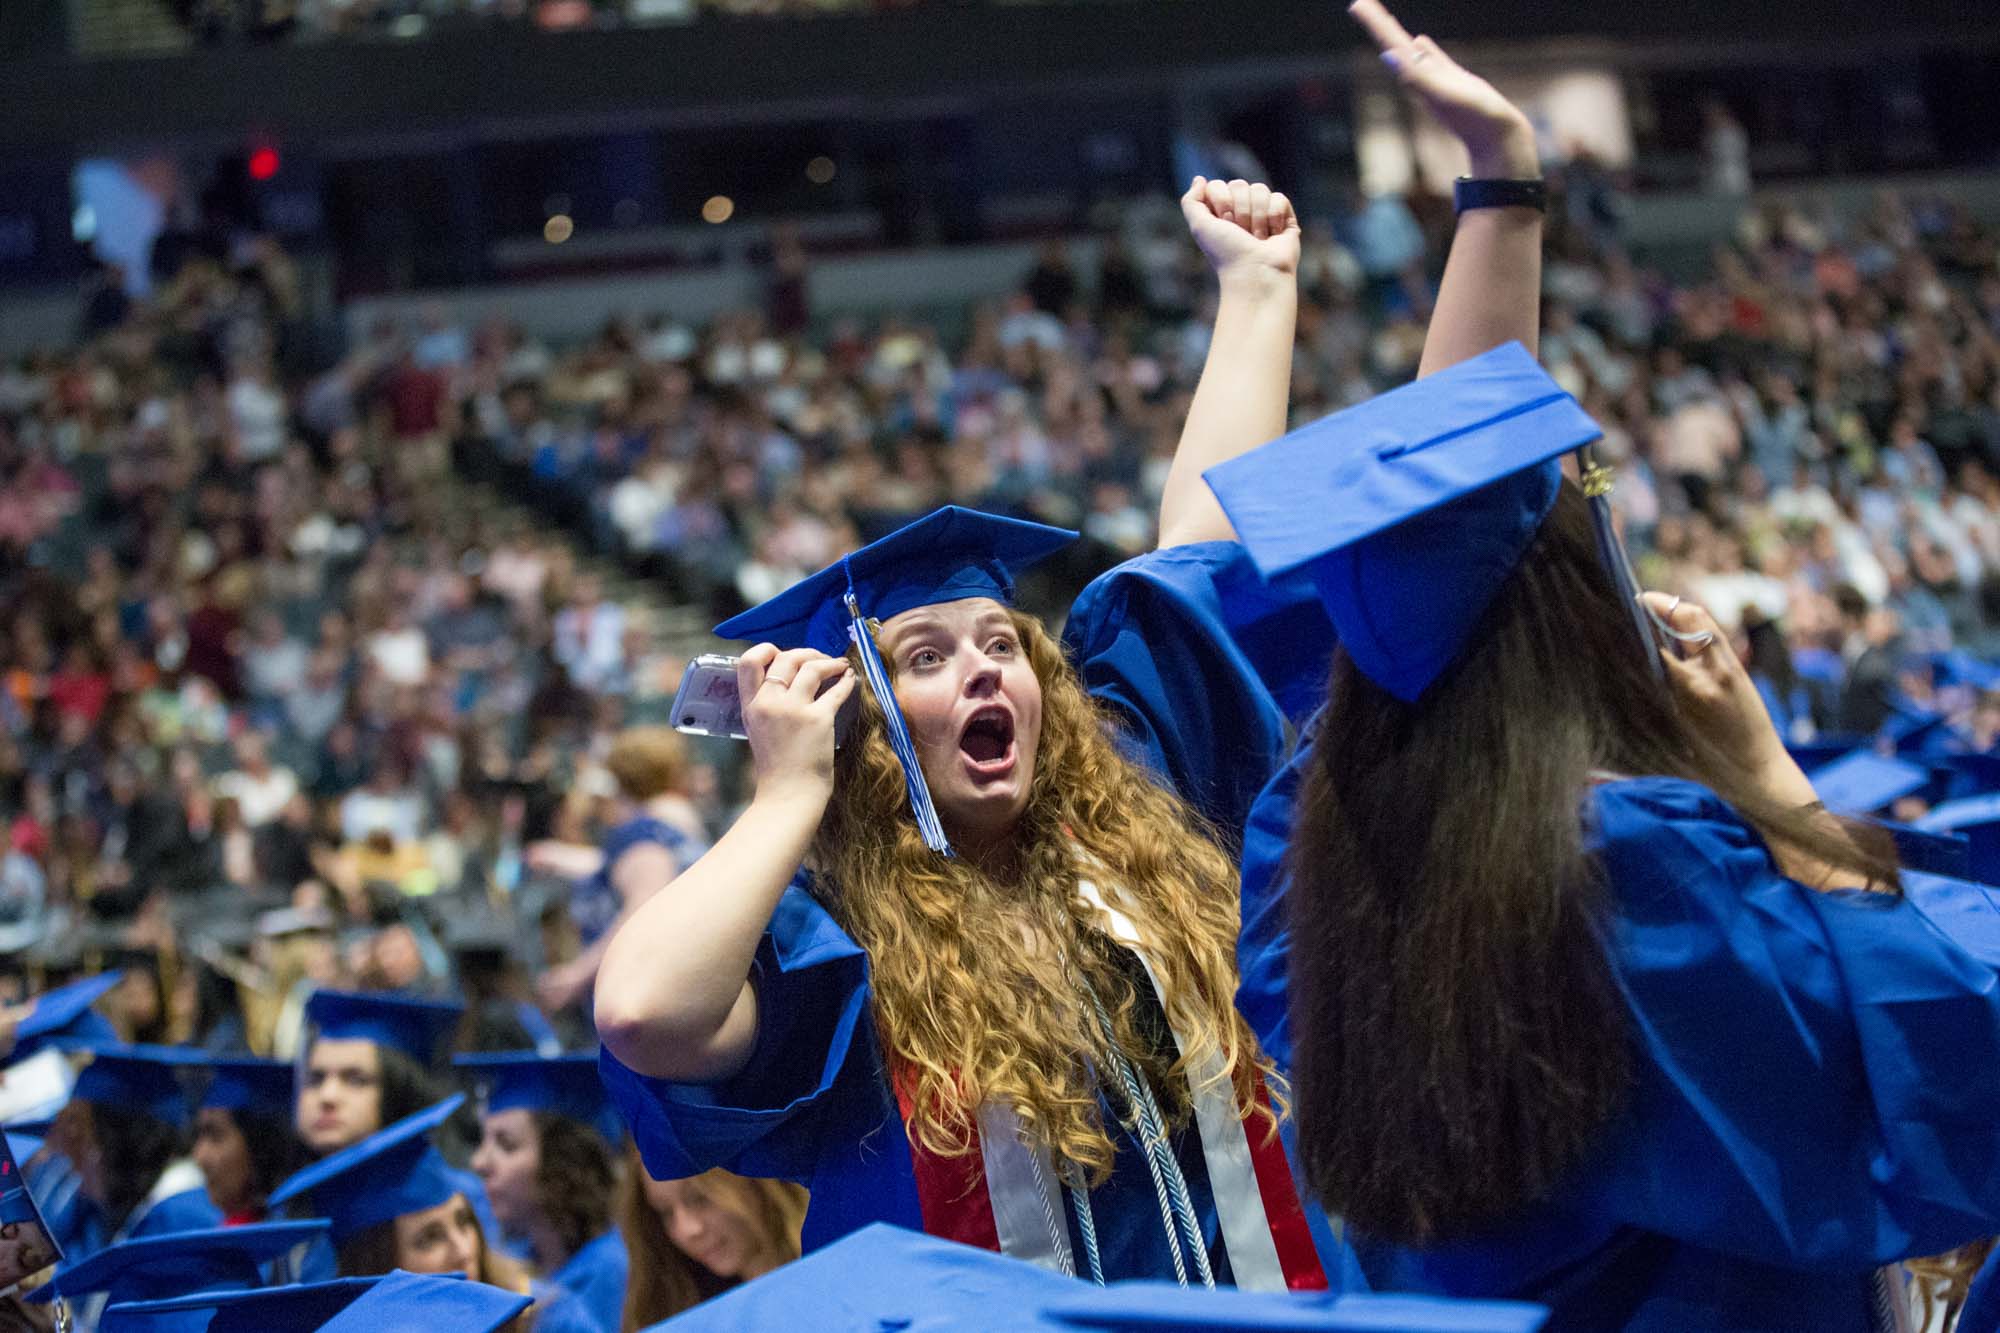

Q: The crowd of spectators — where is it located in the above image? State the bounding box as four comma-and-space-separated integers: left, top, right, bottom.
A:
172, 0, 990, 47
4, 165, 2000, 1051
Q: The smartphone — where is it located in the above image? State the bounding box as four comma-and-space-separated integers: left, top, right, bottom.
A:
671, 654, 751, 740
670, 654, 860, 745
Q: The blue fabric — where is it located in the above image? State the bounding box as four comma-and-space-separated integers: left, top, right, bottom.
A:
455, 1052, 624, 1145
29, 1221, 328, 1308
304, 990, 463, 1066
100, 1278, 377, 1333
572, 817, 703, 951
1205, 343, 1601, 703
530, 1278, 609, 1333
72, 1044, 205, 1128
197, 1058, 294, 1118
712, 506, 1076, 657
604, 543, 1326, 1279
267, 1098, 465, 1243
642, 1223, 1078, 1332
1237, 765, 2000, 1330
1062, 542, 1325, 841
552, 1229, 627, 1333
1044, 1285, 1548, 1331
13, 972, 123, 1059
1808, 749, 1932, 814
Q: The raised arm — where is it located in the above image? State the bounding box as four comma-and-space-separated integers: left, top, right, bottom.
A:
1348, 0, 1544, 375
1156, 178, 1302, 549
593, 646, 854, 1083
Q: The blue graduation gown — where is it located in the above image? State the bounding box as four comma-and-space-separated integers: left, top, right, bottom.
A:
552, 1228, 628, 1333
1238, 762, 2000, 1330
530, 1279, 608, 1333
603, 544, 1321, 1284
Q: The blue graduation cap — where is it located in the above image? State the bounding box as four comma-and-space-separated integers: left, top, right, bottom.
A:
101, 1271, 532, 1333
1205, 343, 1608, 703
267, 1096, 467, 1244
453, 1051, 623, 1145
70, 1043, 204, 1127
305, 989, 465, 1066
1942, 753, 2000, 802
10, 970, 123, 1061
652, 1222, 1079, 1331
197, 1056, 296, 1120
1808, 749, 1932, 815
27, 1220, 328, 1309
100, 1277, 378, 1333
1934, 651, 2000, 693
1042, 1285, 1549, 1332
1886, 706, 1954, 755
1917, 792, 2000, 887
714, 505, 1076, 855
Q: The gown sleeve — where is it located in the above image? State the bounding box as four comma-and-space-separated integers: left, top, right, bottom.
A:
598, 878, 876, 1186
1585, 776, 2000, 1268
1062, 541, 1334, 839
1232, 730, 1316, 1074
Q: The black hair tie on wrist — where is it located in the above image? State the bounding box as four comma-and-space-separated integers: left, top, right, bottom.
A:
1453, 177, 1548, 214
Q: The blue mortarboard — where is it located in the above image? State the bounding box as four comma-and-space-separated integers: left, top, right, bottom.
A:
267, 1096, 466, 1244
1808, 749, 1932, 815
305, 989, 464, 1066
714, 505, 1076, 855
1934, 651, 2000, 693
1942, 752, 2000, 800
198, 1056, 297, 1119
1886, 706, 1954, 754
1206, 343, 1606, 703
101, 1272, 532, 1333
1042, 1286, 1549, 1332
1917, 793, 2000, 886
454, 1051, 623, 1146
100, 1277, 378, 1333
1786, 738, 1867, 774
70, 1043, 204, 1127
652, 1222, 1078, 1331
28, 1221, 328, 1309
11, 970, 123, 1061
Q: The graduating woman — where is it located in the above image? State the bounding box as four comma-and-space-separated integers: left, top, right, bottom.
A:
613, 1149, 806, 1328
190, 1057, 309, 1225
597, 178, 1330, 1288
269, 1097, 604, 1333
42, 1045, 222, 1263
1215, 15, 2000, 1332
461, 1052, 628, 1333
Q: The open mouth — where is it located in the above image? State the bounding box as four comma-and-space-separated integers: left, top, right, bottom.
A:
958, 706, 1016, 773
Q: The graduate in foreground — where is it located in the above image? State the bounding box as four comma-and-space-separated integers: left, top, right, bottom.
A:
597, 170, 1329, 1287
1214, 67, 2000, 1333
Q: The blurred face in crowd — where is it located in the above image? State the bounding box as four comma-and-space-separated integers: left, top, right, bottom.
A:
192, 1107, 254, 1215
469, 1109, 539, 1235
393, 1193, 483, 1277
298, 1038, 383, 1153
642, 1173, 778, 1281
878, 597, 1043, 859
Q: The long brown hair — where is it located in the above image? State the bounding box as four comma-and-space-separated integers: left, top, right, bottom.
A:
1288, 483, 1897, 1244
336, 1199, 541, 1332
613, 1148, 806, 1331
529, 1113, 616, 1265
813, 610, 1271, 1184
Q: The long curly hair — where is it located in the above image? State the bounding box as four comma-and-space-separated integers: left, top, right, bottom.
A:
811, 608, 1270, 1184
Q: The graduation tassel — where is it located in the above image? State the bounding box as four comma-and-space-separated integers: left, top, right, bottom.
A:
844, 587, 954, 855
1578, 445, 1665, 685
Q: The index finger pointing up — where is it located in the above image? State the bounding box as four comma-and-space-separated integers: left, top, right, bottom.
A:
1348, 0, 1416, 55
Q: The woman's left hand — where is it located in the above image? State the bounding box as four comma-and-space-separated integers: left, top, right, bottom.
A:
1348, 0, 1539, 179
1642, 592, 1819, 807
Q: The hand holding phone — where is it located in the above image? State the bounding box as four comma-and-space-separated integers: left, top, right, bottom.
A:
674, 649, 861, 800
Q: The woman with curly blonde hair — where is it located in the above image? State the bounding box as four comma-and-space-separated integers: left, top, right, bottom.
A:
597, 178, 1334, 1289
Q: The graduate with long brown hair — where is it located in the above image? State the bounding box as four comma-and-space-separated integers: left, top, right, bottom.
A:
612, 1147, 804, 1329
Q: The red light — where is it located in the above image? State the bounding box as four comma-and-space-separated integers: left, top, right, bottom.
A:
248, 147, 281, 181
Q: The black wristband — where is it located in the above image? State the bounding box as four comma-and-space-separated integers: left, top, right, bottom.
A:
1453, 177, 1548, 214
